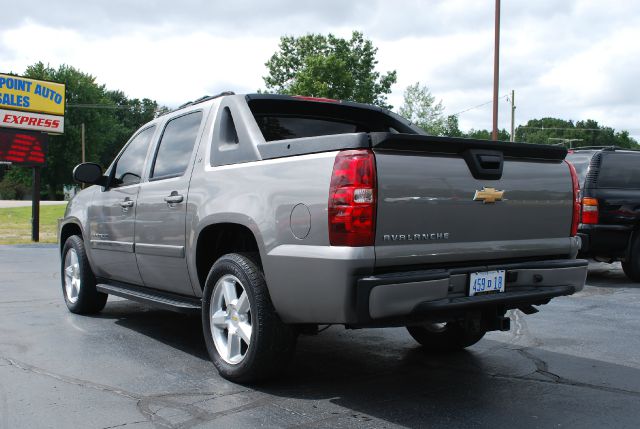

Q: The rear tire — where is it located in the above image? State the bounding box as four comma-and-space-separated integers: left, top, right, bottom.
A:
407, 322, 485, 352
61, 235, 108, 314
622, 233, 640, 282
202, 253, 297, 383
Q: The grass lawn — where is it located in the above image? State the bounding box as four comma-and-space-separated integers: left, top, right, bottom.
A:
0, 204, 67, 244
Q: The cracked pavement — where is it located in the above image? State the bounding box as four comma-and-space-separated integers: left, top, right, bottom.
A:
1, 245, 639, 428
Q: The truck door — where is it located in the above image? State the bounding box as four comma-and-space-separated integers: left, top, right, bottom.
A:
134, 110, 205, 296
87, 126, 156, 285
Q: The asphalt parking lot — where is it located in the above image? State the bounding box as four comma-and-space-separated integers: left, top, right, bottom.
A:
1, 245, 639, 429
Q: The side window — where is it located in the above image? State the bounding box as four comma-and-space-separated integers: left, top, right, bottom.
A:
113, 126, 155, 188
151, 111, 203, 179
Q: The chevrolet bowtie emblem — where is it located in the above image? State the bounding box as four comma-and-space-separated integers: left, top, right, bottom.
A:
473, 187, 505, 204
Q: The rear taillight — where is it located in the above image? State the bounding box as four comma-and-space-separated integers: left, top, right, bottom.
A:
328, 149, 377, 246
566, 160, 581, 236
581, 197, 599, 224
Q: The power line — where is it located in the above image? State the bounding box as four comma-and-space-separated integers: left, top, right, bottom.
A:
519, 126, 607, 132
67, 104, 164, 115
67, 104, 131, 109
450, 94, 509, 117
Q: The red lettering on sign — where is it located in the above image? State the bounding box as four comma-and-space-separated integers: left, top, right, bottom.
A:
0, 112, 61, 130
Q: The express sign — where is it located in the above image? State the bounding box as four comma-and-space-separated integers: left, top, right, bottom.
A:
0, 109, 64, 133
0, 74, 65, 116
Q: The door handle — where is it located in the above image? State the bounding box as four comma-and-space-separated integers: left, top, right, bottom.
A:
120, 199, 134, 208
164, 194, 184, 204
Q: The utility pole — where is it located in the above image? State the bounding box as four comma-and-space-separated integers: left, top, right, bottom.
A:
81, 122, 86, 163
510, 90, 516, 142
492, 0, 501, 141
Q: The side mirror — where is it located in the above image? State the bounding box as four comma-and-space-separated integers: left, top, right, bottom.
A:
73, 163, 108, 186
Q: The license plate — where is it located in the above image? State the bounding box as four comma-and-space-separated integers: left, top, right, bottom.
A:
469, 270, 506, 296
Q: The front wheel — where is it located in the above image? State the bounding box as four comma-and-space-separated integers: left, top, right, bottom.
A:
406, 322, 485, 352
202, 253, 296, 383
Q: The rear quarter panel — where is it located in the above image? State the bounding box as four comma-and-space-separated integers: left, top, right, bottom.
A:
187, 150, 375, 323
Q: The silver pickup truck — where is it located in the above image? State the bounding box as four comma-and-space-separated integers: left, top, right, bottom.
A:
60, 93, 588, 382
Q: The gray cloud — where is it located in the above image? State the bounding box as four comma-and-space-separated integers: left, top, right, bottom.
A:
3, 0, 639, 139
5, 0, 371, 36
5, 0, 639, 42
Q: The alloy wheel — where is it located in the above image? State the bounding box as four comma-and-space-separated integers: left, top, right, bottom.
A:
64, 248, 81, 304
209, 274, 252, 364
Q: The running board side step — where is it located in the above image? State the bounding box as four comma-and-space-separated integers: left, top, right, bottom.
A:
96, 280, 202, 314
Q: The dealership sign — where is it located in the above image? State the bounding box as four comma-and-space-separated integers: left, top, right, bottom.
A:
0, 109, 64, 133
0, 73, 65, 116
0, 73, 65, 134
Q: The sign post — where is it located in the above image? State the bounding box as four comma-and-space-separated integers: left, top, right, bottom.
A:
0, 73, 65, 242
32, 167, 41, 242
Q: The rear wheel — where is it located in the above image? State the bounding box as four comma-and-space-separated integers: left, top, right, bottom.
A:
202, 253, 296, 383
406, 322, 485, 352
61, 235, 108, 314
622, 233, 640, 282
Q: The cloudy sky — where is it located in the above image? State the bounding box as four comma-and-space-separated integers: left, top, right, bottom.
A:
3, 0, 640, 139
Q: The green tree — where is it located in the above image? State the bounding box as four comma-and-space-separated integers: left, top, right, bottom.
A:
103, 90, 159, 165
263, 31, 397, 108
466, 128, 510, 141
397, 84, 467, 138
442, 115, 464, 137
398, 82, 446, 135
0, 168, 31, 199
515, 117, 639, 148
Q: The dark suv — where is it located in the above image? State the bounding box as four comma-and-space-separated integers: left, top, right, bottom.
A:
567, 147, 640, 281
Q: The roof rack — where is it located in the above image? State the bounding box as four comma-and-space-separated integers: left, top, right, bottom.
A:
570, 145, 640, 152
170, 91, 235, 113
570, 146, 617, 151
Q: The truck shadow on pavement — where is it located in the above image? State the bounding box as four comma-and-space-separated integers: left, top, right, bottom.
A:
98, 299, 210, 360
95, 300, 640, 428
256, 332, 640, 428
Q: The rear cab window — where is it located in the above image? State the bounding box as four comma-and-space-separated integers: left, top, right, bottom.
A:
597, 153, 640, 189
247, 96, 419, 142
255, 116, 357, 141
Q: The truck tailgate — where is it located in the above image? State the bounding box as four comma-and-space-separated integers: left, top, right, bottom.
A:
370, 133, 575, 268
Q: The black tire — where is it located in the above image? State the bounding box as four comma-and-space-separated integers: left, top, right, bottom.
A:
61, 235, 108, 314
406, 322, 485, 352
202, 253, 296, 383
622, 233, 640, 282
